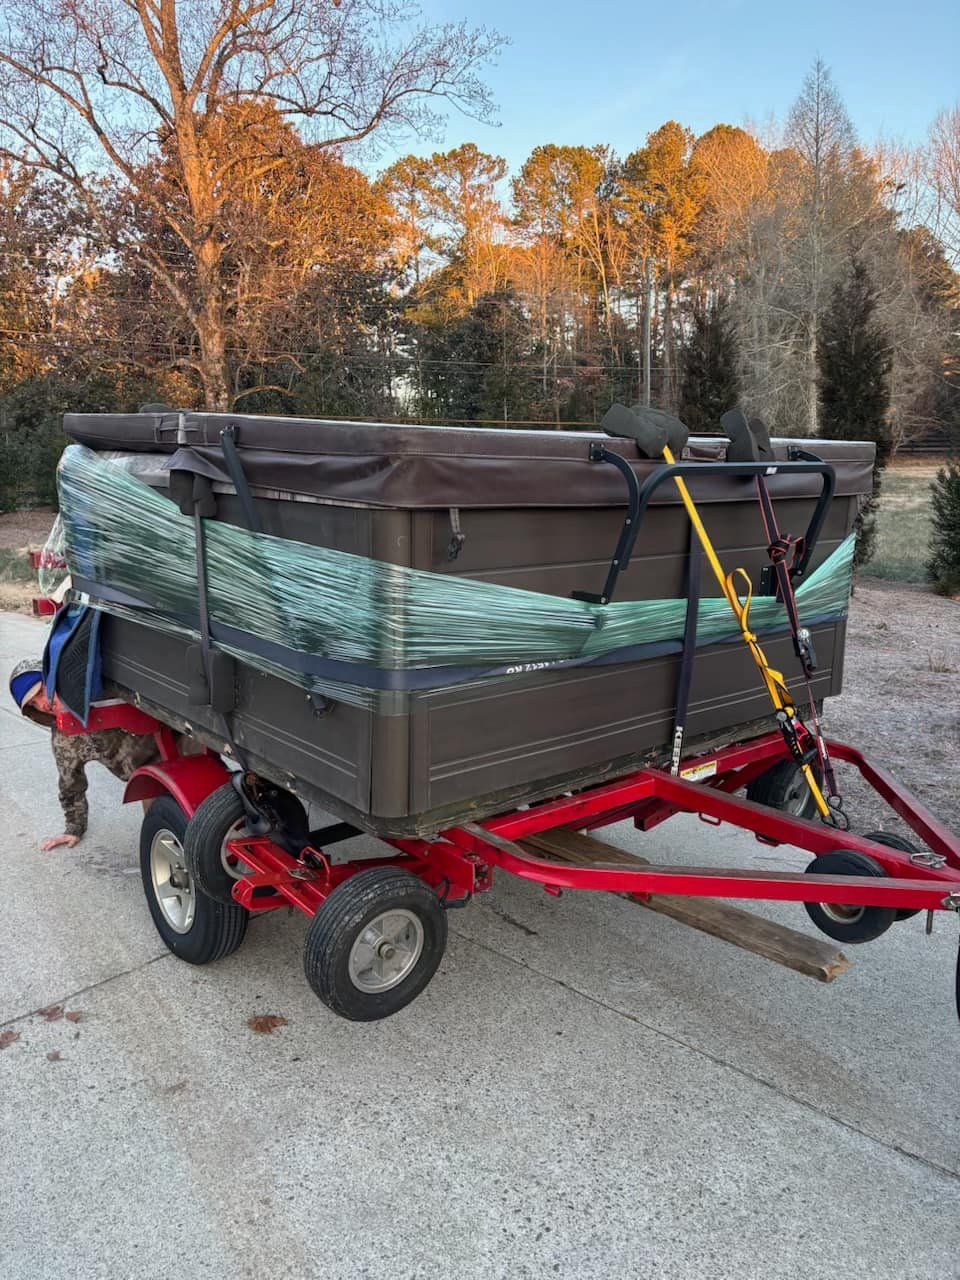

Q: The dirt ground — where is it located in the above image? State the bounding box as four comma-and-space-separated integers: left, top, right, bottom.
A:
0, 508, 56, 550
825, 580, 960, 837
0, 586, 32, 614
0, 508, 56, 613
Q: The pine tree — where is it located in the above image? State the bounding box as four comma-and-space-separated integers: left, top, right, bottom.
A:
0, 425, 14, 512
678, 298, 740, 431
817, 258, 892, 567
927, 460, 960, 596
416, 290, 534, 424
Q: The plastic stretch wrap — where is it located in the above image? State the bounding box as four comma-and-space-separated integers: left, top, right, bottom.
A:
57, 445, 856, 711
38, 516, 68, 597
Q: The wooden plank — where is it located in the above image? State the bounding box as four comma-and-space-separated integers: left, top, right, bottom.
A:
522, 827, 851, 984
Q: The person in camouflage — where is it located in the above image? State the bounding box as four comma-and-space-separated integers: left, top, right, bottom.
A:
8, 658, 159, 850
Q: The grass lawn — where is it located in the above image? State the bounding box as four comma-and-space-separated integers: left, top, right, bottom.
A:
0, 548, 36, 612
861, 461, 939, 584
0, 547, 35, 584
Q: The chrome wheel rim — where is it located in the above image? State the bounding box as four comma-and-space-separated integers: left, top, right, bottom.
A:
221, 820, 253, 881
150, 828, 196, 934
348, 909, 424, 993
820, 900, 865, 925
784, 777, 810, 815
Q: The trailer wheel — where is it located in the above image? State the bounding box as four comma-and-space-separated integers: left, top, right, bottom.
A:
803, 849, 896, 943
863, 831, 924, 921
746, 759, 823, 819
140, 795, 248, 963
184, 783, 252, 905
303, 867, 447, 1021
185, 781, 309, 905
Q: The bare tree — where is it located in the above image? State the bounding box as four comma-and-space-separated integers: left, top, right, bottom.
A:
786, 57, 855, 433
926, 105, 960, 273
0, 0, 503, 408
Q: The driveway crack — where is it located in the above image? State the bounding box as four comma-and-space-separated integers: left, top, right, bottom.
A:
453, 929, 960, 1185
0, 950, 172, 1030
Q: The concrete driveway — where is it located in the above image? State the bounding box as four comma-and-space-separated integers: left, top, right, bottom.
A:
1, 609, 959, 1279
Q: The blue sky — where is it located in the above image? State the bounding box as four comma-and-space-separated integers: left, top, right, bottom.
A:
381, 0, 959, 173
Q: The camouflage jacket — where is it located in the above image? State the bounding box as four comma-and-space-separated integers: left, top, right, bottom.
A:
51, 728, 159, 838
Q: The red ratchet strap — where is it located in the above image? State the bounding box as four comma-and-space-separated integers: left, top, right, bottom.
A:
754, 476, 846, 823
755, 480, 813, 671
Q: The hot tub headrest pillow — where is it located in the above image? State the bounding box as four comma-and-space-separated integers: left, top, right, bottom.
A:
720, 407, 775, 463
601, 404, 690, 458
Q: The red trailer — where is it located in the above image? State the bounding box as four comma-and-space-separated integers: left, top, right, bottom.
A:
56, 701, 960, 1022
46, 408, 959, 1021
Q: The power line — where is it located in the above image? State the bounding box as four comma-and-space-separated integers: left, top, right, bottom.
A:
0, 327, 666, 372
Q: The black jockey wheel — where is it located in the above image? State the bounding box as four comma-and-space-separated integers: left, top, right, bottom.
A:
803, 849, 896, 944
303, 867, 448, 1021
862, 831, 926, 921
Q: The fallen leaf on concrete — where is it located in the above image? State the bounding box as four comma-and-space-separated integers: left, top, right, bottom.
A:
46, 1050, 62, 1062
247, 1014, 288, 1036
37, 1005, 64, 1022
0, 1030, 20, 1050
64, 1010, 83, 1023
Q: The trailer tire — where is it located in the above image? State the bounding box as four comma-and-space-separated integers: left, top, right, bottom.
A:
141, 795, 248, 963
746, 759, 823, 819
185, 780, 309, 905
185, 783, 252, 905
863, 831, 924, 921
304, 867, 447, 1021
803, 849, 896, 943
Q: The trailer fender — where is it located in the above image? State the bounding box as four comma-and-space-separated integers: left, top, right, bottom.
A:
123, 755, 232, 817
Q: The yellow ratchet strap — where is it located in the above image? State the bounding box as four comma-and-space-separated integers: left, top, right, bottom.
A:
661, 445, 831, 820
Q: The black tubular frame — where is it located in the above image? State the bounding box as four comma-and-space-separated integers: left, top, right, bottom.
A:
571, 443, 837, 605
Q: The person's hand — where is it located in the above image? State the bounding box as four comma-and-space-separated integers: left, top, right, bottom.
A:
40, 833, 81, 851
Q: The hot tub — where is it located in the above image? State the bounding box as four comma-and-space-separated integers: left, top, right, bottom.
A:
60, 411, 874, 834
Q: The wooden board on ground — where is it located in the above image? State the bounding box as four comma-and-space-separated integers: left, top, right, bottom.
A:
521, 827, 850, 984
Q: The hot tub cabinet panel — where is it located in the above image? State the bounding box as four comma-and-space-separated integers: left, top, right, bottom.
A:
64, 413, 873, 834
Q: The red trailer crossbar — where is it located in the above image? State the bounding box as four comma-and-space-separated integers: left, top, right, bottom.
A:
56, 699, 958, 924
212, 730, 960, 920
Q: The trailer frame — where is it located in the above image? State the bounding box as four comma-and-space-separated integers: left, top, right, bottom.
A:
51, 701, 960, 1018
